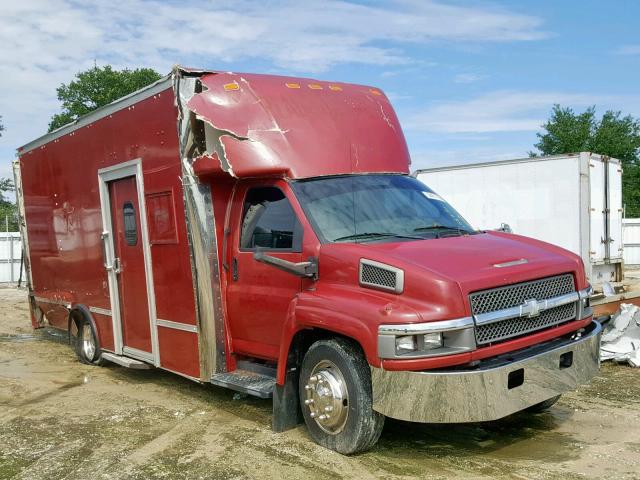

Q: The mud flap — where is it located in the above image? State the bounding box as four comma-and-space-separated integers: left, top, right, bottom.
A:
272, 367, 302, 432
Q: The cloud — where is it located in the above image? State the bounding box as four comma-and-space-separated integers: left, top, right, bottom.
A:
616, 45, 640, 56
403, 90, 636, 134
453, 73, 485, 84
0, 0, 547, 146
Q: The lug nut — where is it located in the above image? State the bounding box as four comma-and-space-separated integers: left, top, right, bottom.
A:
309, 375, 318, 383
318, 414, 327, 420
304, 399, 314, 405
324, 406, 333, 412
304, 384, 311, 390
310, 412, 316, 418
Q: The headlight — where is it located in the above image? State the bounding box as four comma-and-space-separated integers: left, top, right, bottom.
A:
395, 333, 444, 355
423, 332, 443, 349
379, 317, 476, 359
395, 335, 417, 353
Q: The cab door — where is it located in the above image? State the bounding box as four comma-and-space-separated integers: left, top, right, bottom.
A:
225, 183, 304, 359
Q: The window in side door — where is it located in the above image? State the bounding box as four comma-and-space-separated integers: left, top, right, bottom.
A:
240, 186, 303, 252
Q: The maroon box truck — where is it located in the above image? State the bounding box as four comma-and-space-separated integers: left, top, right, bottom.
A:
14, 67, 600, 454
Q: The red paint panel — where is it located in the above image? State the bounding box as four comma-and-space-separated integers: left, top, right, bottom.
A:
187, 72, 411, 179
92, 312, 115, 351
19, 87, 198, 370
158, 327, 200, 378
146, 190, 178, 244
37, 302, 69, 329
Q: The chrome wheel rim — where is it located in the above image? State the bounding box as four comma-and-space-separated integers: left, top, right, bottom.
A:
81, 323, 96, 360
303, 360, 349, 434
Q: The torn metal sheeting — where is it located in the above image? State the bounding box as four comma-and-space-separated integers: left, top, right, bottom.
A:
176, 69, 410, 180
600, 303, 640, 367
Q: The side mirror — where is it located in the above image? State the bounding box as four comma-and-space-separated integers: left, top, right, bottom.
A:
253, 250, 318, 279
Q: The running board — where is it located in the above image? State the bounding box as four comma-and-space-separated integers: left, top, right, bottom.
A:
210, 369, 276, 399
102, 352, 153, 369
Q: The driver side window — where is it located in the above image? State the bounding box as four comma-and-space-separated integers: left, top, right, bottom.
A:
240, 186, 302, 252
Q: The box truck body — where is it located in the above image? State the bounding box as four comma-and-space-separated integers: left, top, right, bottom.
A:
15, 68, 600, 454
415, 153, 623, 287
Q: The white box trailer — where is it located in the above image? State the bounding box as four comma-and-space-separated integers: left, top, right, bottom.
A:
415, 152, 623, 288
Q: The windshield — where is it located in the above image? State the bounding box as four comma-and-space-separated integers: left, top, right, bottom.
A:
292, 174, 476, 243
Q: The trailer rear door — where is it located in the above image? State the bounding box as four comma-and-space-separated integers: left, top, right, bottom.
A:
607, 160, 623, 261
589, 159, 606, 263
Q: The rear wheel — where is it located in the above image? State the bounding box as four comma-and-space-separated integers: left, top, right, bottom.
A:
75, 319, 104, 366
526, 394, 561, 413
299, 338, 384, 454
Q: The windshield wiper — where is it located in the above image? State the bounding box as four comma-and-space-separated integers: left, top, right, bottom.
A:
413, 225, 474, 237
333, 232, 423, 242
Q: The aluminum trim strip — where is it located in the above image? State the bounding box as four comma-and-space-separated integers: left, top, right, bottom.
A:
379, 317, 474, 336
33, 296, 71, 308
473, 291, 579, 326
122, 346, 155, 363
88, 306, 112, 316
156, 319, 198, 333
579, 285, 594, 299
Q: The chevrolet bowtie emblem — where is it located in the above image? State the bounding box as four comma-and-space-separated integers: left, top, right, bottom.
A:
521, 299, 541, 318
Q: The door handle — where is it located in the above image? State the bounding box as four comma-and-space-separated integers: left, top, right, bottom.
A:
232, 257, 239, 281
100, 232, 110, 269
105, 257, 121, 274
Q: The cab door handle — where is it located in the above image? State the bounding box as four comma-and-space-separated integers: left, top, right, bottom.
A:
232, 257, 239, 281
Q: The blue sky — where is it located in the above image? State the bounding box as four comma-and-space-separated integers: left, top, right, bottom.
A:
1, 0, 639, 182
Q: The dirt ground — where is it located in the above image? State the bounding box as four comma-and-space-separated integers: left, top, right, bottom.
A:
1, 288, 639, 480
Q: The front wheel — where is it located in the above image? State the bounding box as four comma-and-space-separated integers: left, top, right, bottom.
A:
75, 319, 105, 366
299, 338, 384, 454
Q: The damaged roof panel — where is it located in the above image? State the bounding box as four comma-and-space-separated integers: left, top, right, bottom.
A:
185, 71, 410, 179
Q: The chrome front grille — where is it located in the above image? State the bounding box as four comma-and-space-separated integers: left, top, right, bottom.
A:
470, 274, 577, 345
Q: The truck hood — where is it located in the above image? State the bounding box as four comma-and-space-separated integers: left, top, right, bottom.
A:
359, 231, 585, 297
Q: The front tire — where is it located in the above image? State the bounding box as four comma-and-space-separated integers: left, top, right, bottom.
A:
299, 338, 384, 454
75, 319, 104, 366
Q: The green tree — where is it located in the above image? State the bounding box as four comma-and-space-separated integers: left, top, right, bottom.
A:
0, 119, 17, 231
532, 105, 640, 217
48, 65, 162, 132
0, 178, 18, 231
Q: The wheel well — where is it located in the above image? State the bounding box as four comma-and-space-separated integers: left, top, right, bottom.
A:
286, 328, 366, 371
67, 305, 100, 349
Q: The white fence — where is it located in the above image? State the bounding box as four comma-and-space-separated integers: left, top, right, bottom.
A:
623, 219, 640, 266
0, 232, 24, 283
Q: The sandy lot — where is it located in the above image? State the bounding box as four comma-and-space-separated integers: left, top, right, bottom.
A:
1, 287, 639, 480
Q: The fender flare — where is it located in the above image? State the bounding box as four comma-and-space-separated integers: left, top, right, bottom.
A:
67, 304, 102, 353
276, 299, 377, 385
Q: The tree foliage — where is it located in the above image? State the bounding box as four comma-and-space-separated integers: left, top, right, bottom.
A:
48, 65, 162, 132
532, 105, 640, 217
0, 178, 17, 231
0, 115, 4, 137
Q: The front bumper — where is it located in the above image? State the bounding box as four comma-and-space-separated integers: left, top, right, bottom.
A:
371, 320, 601, 423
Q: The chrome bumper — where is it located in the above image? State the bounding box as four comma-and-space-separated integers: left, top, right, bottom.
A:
371, 320, 601, 423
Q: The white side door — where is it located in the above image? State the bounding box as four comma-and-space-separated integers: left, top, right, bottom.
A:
589, 157, 606, 263
607, 160, 623, 261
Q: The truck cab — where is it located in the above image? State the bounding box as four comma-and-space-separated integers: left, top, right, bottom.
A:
16, 67, 601, 455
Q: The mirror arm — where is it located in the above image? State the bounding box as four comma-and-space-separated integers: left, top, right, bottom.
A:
253, 251, 318, 279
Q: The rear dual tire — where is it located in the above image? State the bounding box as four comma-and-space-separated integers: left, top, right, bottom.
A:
75, 318, 105, 366
299, 338, 384, 455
